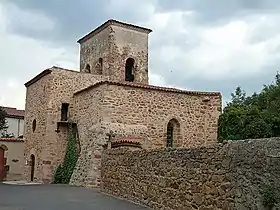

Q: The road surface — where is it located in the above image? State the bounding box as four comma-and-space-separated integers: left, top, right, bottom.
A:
0, 183, 149, 210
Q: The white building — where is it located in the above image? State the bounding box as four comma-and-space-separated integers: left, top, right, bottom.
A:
3, 107, 25, 138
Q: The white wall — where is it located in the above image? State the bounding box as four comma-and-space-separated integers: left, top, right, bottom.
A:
6, 117, 24, 137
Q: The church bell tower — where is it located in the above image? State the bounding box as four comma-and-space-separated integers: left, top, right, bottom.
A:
77, 19, 152, 84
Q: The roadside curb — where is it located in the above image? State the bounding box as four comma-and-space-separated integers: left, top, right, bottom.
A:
2, 181, 41, 185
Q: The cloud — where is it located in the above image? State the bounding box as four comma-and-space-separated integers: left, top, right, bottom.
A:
157, 0, 280, 25
145, 11, 280, 85
0, 3, 78, 109
1, 0, 280, 111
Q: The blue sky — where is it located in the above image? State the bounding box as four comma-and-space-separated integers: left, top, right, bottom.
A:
1, 0, 280, 109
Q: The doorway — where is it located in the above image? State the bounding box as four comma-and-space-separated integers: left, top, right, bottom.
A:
30, 154, 35, 182
0, 147, 4, 181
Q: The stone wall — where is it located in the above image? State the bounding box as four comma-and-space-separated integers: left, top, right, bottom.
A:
70, 84, 150, 187
23, 72, 51, 182
103, 83, 221, 148
109, 25, 149, 84
23, 67, 105, 183
101, 138, 280, 210
79, 24, 149, 84
70, 85, 104, 187
79, 26, 111, 75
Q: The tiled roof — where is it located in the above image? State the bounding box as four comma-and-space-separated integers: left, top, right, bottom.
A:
74, 80, 221, 96
0, 138, 24, 142
77, 19, 152, 44
103, 137, 143, 149
112, 137, 143, 143
2, 107, 25, 118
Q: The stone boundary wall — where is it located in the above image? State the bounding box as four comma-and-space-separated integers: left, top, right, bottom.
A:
101, 138, 280, 210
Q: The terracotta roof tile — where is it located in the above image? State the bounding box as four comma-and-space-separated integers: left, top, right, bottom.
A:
2, 107, 25, 118
112, 137, 143, 143
0, 138, 24, 142
74, 80, 221, 96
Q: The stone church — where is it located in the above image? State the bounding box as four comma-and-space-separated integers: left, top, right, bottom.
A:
23, 19, 222, 186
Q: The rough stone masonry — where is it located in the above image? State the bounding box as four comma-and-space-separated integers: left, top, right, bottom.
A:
23, 19, 221, 185
101, 138, 280, 210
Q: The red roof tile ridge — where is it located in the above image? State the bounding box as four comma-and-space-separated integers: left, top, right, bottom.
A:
0, 137, 24, 141
113, 137, 143, 142
2, 107, 25, 117
74, 80, 221, 96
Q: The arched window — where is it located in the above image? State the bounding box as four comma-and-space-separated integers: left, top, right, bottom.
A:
85, 64, 91, 73
125, 58, 135, 82
166, 119, 180, 147
97, 58, 103, 75
32, 119, 36, 132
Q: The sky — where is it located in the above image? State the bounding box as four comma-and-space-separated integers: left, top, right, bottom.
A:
1, 0, 280, 110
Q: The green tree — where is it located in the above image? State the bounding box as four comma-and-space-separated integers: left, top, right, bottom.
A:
0, 107, 9, 137
218, 72, 280, 141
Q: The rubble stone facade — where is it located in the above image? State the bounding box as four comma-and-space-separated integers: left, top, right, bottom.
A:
23, 19, 222, 185
102, 138, 280, 210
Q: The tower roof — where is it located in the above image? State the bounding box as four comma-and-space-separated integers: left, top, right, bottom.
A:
77, 19, 152, 44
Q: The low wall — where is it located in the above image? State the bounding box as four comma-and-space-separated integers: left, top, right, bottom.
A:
101, 138, 280, 210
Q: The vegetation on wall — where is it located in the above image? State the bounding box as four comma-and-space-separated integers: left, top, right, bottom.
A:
218, 72, 280, 141
261, 184, 279, 209
53, 124, 79, 184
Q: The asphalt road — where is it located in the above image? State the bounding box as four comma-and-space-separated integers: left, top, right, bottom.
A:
0, 183, 149, 210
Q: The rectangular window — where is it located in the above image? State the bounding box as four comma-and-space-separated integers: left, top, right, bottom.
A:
61, 103, 69, 121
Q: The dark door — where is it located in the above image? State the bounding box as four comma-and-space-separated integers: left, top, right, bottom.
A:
30, 155, 35, 182
0, 148, 4, 181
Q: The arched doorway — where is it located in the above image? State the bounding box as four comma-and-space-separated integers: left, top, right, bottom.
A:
0, 147, 4, 181
166, 119, 180, 147
30, 154, 35, 182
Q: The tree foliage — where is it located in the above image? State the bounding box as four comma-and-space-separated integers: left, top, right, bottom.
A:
218, 72, 280, 141
0, 107, 9, 137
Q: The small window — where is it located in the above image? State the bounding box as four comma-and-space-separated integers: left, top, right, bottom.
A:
167, 123, 173, 147
166, 119, 180, 147
125, 58, 135, 82
97, 58, 103, 75
32, 119, 36, 132
61, 103, 69, 121
85, 64, 91, 73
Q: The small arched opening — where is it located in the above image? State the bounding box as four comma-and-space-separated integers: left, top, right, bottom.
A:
32, 119, 36, 132
85, 64, 91, 73
166, 119, 180, 147
30, 154, 35, 182
125, 58, 135, 82
97, 58, 103, 75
